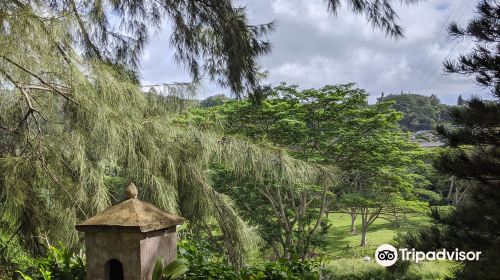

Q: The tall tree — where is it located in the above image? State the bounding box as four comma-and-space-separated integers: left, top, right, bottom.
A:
443, 0, 499, 96
399, 1, 499, 279
0, 1, 313, 269
185, 84, 428, 250
435, 1, 500, 278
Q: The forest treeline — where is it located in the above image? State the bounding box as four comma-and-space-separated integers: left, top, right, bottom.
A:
201, 92, 460, 132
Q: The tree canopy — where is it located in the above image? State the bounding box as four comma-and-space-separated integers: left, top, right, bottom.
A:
378, 93, 452, 131
183, 84, 430, 249
399, 1, 500, 279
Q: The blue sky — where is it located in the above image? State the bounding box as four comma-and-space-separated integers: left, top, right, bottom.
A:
139, 0, 487, 105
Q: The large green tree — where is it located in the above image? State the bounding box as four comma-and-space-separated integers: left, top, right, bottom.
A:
435, 1, 500, 278
337, 138, 429, 246
184, 84, 428, 250
0, 2, 300, 271
398, 1, 499, 279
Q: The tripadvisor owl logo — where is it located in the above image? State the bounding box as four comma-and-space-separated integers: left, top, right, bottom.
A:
375, 244, 398, 267
374, 244, 482, 267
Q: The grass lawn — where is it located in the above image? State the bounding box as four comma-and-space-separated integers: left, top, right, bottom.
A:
324, 212, 431, 258
323, 212, 457, 279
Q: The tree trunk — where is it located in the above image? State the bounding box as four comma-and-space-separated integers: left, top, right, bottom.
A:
283, 236, 292, 259
360, 226, 367, 246
349, 211, 357, 234
394, 212, 400, 227
454, 185, 461, 206
359, 207, 381, 246
360, 210, 367, 246
270, 242, 281, 261
457, 185, 469, 206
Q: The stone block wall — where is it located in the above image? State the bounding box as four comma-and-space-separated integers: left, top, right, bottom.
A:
84, 227, 177, 280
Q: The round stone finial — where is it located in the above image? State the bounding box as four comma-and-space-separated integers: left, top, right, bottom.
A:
125, 182, 139, 199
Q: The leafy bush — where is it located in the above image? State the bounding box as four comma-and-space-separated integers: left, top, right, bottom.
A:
177, 232, 239, 279
178, 230, 321, 279
152, 258, 189, 280
242, 258, 320, 280
0, 228, 35, 278
17, 243, 85, 280
320, 264, 426, 280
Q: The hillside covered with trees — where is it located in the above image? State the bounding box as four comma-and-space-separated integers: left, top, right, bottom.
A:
377, 93, 453, 132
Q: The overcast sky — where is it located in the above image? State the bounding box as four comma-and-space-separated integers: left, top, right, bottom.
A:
140, 0, 487, 105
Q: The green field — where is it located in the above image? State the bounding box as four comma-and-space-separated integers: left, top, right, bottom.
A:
323, 213, 457, 279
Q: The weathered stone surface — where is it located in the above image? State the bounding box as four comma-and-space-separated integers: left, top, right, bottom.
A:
85, 231, 142, 280
75, 184, 183, 279
125, 183, 139, 199
75, 198, 183, 233
84, 228, 177, 280
140, 227, 177, 279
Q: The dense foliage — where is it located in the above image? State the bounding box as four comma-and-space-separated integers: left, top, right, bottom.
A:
177, 229, 321, 280
398, 1, 500, 279
182, 84, 431, 252
17, 243, 85, 280
152, 258, 189, 280
20, 234, 442, 280
378, 93, 452, 131
434, 0, 500, 277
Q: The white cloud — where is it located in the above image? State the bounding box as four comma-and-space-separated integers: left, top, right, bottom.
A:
272, 56, 341, 85
140, 0, 486, 104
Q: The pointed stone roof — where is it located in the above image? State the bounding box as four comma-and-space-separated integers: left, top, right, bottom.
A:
75, 183, 184, 233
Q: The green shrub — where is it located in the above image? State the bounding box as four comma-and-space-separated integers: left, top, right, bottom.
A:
242, 258, 320, 280
17, 243, 85, 280
319, 266, 424, 280
152, 258, 189, 280
177, 231, 321, 279
0, 224, 35, 278
177, 233, 239, 279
